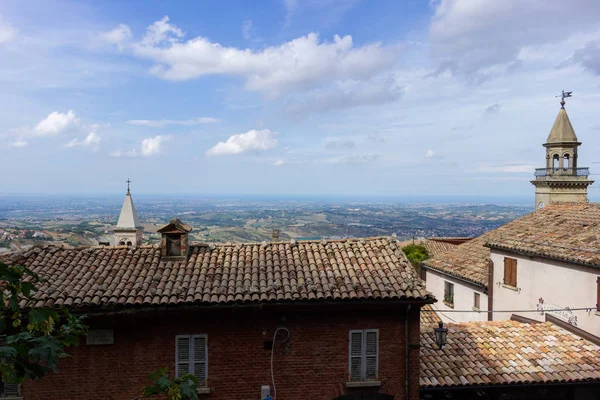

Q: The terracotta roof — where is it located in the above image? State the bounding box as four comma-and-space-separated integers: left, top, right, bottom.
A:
420, 304, 441, 328
397, 239, 457, 258
486, 203, 600, 268
0, 237, 433, 311
422, 203, 600, 287
420, 320, 600, 388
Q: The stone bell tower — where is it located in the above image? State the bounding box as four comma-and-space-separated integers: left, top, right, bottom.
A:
531, 92, 593, 208
113, 179, 143, 247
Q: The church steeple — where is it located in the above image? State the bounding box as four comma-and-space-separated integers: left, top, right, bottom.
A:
114, 179, 143, 247
531, 93, 593, 208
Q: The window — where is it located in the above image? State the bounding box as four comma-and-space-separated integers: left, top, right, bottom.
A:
444, 281, 454, 305
0, 337, 19, 398
176, 335, 207, 387
564, 154, 570, 170
474, 292, 480, 310
503, 257, 518, 287
349, 330, 378, 382
166, 233, 182, 256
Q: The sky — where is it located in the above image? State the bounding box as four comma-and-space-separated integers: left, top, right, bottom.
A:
1, 0, 599, 200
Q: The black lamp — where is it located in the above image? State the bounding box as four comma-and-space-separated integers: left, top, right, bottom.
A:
433, 322, 448, 350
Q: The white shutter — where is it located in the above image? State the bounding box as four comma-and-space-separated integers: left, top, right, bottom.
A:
349, 330, 364, 381
176, 336, 191, 378
3, 383, 19, 397
192, 335, 207, 386
364, 330, 378, 380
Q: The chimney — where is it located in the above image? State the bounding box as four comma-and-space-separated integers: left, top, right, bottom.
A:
272, 229, 280, 242
157, 218, 193, 258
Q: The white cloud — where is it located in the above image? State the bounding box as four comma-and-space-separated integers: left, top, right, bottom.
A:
0, 18, 16, 45
561, 40, 600, 75
284, 78, 403, 117
11, 139, 27, 148
429, 0, 600, 80
110, 135, 169, 158
474, 164, 534, 173
425, 149, 435, 158
125, 17, 399, 97
242, 19, 252, 40
100, 24, 132, 50
272, 159, 286, 167
141, 135, 169, 156
321, 154, 379, 165
64, 132, 101, 149
206, 129, 278, 156
109, 149, 138, 158
33, 110, 77, 137
325, 139, 355, 151
126, 117, 220, 128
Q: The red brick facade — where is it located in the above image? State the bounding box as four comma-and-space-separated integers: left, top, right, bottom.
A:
23, 304, 422, 400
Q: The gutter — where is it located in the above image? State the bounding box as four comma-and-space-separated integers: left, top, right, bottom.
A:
421, 263, 487, 291
485, 243, 600, 270
422, 379, 600, 392
405, 304, 411, 400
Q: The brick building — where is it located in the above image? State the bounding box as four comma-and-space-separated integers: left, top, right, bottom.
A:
1, 223, 433, 400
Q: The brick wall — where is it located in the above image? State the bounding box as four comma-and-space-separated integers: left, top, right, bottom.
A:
22, 304, 422, 400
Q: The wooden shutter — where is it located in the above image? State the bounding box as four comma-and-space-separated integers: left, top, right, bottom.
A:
193, 335, 207, 386
597, 277, 600, 311
364, 330, 379, 380
503, 258, 510, 284
349, 331, 363, 381
176, 336, 191, 378
510, 259, 517, 287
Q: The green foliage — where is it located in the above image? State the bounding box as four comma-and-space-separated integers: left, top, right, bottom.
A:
401, 244, 430, 265
0, 262, 88, 392
142, 368, 199, 400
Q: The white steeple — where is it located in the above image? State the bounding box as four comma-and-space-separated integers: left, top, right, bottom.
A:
114, 179, 143, 247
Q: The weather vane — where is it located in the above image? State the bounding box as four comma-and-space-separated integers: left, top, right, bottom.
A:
556, 90, 572, 108
126, 178, 131, 194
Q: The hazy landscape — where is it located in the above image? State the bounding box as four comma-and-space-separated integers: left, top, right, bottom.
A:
0, 194, 532, 252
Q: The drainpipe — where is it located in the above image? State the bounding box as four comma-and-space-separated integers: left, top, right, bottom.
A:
487, 259, 494, 321
405, 304, 411, 400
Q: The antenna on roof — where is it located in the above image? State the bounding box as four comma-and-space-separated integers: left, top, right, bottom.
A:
555, 90, 572, 108
126, 178, 131, 194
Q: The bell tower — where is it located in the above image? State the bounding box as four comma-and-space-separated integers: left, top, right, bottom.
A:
113, 179, 143, 247
531, 92, 593, 208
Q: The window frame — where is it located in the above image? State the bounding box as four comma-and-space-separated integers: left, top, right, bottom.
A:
503, 257, 518, 287
348, 329, 379, 382
175, 334, 208, 387
473, 292, 480, 310
596, 277, 600, 312
444, 281, 454, 306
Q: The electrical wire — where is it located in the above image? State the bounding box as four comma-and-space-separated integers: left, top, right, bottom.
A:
270, 327, 290, 400
421, 306, 596, 313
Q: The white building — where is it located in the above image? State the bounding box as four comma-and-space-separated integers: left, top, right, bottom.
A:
421, 99, 599, 335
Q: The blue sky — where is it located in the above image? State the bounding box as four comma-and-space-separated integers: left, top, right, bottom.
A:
1, 0, 600, 200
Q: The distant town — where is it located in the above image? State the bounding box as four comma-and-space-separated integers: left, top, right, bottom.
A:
0, 195, 531, 253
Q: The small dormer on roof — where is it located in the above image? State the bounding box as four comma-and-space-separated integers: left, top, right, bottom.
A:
158, 218, 192, 258
114, 179, 143, 247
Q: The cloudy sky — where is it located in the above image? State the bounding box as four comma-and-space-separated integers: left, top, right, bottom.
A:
1, 0, 600, 200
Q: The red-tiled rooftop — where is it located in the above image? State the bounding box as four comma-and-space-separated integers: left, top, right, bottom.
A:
422, 203, 600, 287
0, 237, 433, 311
420, 320, 600, 388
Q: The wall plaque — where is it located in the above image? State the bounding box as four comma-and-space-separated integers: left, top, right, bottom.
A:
86, 329, 114, 345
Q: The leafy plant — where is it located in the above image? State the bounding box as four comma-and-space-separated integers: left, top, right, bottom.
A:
0, 261, 88, 393
401, 244, 430, 265
142, 368, 200, 400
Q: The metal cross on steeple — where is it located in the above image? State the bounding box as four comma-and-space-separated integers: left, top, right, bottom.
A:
556, 90, 572, 108
126, 178, 131, 194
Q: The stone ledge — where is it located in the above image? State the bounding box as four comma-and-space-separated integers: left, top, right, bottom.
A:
346, 381, 381, 388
